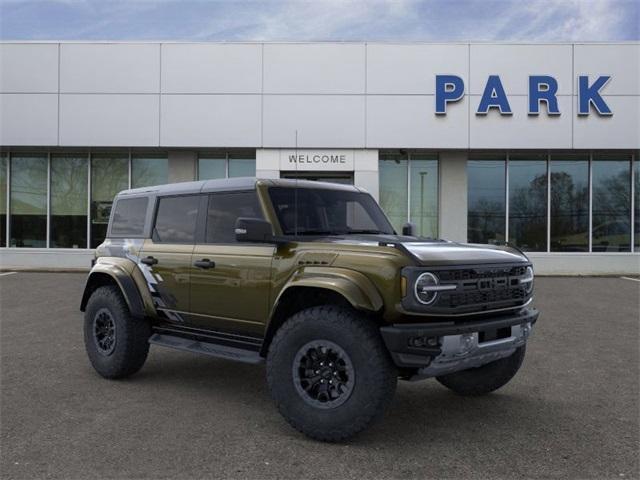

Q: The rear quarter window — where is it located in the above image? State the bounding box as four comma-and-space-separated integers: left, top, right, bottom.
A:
110, 197, 148, 236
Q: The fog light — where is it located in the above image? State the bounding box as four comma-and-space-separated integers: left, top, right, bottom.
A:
521, 323, 531, 339
408, 336, 439, 348
458, 334, 475, 356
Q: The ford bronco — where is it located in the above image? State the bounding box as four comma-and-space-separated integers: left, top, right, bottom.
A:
81, 178, 538, 441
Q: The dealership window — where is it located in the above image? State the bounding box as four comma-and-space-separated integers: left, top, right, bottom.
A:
131, 155, 168, 189
10, 155, 47, 248
50, 155, 88, 248
550, 154, 589, 252
508, 154, 548, 252
0, 154, 6, 247
198, 151, 256, 180
467, 155, 506, 244
91, 154, 128, 248
379, 152, 407, 234
635, 155, 639, 252
592, 153, 632, 252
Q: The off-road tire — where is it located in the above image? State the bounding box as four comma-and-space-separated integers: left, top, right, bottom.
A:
84, 285, 151, 379
266, 305, 397, 442
436, 345, 526, 396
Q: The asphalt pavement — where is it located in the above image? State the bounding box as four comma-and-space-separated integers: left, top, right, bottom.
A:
1, 273, 638, 479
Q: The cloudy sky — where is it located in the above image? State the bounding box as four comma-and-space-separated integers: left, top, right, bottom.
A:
0, 0, 638, 42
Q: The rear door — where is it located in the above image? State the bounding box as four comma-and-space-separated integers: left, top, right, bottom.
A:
138, 194, 202, 323
188, 190, 275, 335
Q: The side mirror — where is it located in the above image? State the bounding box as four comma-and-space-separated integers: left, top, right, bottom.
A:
235, 217, 273, 243
402, 222, 416, 236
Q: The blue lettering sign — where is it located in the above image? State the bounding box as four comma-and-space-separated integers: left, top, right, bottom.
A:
578, 75, 612, 116
476, 75, 512, 115
435, 75, 464, 115
529, 75, 560, 115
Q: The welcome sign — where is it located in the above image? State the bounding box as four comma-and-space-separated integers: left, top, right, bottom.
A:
279, 150, 355, 171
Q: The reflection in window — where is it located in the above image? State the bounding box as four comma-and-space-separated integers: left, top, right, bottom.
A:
153, 195, 199, 243
91, 155, 128, 248
198, 155, 226, 180
228, 152, 256, 178
467, 157, 506, 244
634, 157, 639, 252
50, 155, 88, 248
550, 155, 589, 252
592, 154, 631, 252
111, 197, 148, 236
131, 155, 168, 188
10, 155, 47, 247
379, 152, 407, 234
206, 192, 262, 243
0, 154, 6, 247
409, 155, 438, 238
508, 155, 547, 251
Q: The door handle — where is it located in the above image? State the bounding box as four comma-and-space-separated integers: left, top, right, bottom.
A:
194, 259, 215, 269
141, 256, 158, 266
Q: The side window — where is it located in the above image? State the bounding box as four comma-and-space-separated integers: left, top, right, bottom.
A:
153, 195, 200, 243
206, 191, 262, 243
110, 197, 148, 236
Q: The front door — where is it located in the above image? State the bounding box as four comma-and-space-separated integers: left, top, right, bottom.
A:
138, 194, 201, 323
188, 191, 275, 336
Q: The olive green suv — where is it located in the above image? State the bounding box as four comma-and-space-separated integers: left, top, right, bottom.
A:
81, 178, 538, 441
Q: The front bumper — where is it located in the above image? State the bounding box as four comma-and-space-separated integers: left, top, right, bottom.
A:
380, 307, 539, 380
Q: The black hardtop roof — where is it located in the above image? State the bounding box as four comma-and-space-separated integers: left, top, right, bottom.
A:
116, 177, 363, 198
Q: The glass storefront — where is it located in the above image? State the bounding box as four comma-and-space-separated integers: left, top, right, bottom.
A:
379, 151, 438, 238
467, 152, 637, 252
198, 151, 256, 180
131, 155, 168, 189
91, 154, 128, 248
0, 154, 6, 247
50, 155, 88, 248
10, 155, 47, 247
468, 156, 506, 244
635, 158, 639, 252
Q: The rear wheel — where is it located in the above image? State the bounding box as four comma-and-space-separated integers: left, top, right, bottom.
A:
436, 346, 526, 396
266, 305, 397, 442
84, 285, 151, 379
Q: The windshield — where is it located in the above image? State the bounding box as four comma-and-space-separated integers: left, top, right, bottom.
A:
269, 187, 395, 236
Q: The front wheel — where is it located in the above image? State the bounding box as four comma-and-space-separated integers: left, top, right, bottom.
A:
266, 305, 397, 442
436, 345, 526, 396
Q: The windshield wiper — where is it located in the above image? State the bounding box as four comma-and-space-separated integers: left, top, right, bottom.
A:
292, 229, 334, 236
343, 229, 388, 235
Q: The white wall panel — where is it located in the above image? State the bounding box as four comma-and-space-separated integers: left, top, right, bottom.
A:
0, 94, 58, 145
59, 94, 159, 146
574, 44, 640, 95
469, 95, 573, 149
60, 43, 160, 93
367, 44, 468, 94
263, 95, 364, 148
470, 44, 573, 95
263, 44, 365, 94
366, 95, 468, 148
161, 95, 261, 147
573, 96, 640, 149
0, 44, 58, 93
161, 44, 262, 93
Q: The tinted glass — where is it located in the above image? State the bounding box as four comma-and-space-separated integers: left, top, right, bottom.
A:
550, 155, 589, 252
467, 158, 506, 244
91, 155, 128, 248
379, 152, 407, 233
592, 155, 631, 252
635, 156, 639, 252
228, 152, 256, 178
50, 155, 88, 248
154, 195, 200, 243
198, 155, 226, 180
269, 187, 394, 236
10, 155, 47, 247
409, 155, 438, 238
508, 156, 547, 251
0, 154, 6, 247
131, 156, 168, 188
206, 192, 262, 243
110, 197, 148, 236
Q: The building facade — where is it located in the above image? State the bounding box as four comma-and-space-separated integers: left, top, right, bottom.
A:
0, 41, 638, 274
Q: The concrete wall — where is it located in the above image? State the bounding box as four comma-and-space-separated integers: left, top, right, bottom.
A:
1, 42, 638, 150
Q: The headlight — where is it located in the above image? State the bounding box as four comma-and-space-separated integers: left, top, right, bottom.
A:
521, 266, 534, 294
414, 272, 441, 305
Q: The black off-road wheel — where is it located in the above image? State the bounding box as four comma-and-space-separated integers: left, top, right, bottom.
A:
436, 346, 526, 396
84, 285, 151, 379
266, 305, 397, 442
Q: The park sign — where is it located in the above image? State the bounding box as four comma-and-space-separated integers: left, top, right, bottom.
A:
435, 75, 613, 116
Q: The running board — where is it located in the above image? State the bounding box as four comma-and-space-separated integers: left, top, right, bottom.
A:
149, 333, 264, 364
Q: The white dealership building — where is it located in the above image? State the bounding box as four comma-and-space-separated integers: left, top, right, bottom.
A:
0, 41, 638, 274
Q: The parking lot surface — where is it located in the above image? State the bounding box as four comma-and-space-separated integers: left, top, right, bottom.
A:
1, 273, 638, 480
